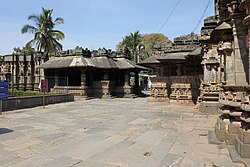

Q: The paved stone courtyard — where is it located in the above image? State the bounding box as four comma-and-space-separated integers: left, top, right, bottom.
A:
0, 98, 245, 167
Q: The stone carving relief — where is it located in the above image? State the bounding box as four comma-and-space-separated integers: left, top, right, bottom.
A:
149, 77, 169, 102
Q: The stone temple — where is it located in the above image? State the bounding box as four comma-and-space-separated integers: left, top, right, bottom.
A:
0, 52, 46, 91
0, 47, 146, 98
140, 34, 203, 104
1, 0, 250, 160
140, 0, 250, 160
211, 0, 250, 160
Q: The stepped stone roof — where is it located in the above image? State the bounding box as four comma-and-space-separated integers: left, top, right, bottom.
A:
214, 22, 232, 31
39, 56, 95, 69
188, 47, 202, 56
157, 52, 190, 61
140, 34, 201, 66
138, 55, 161, 65
114, 58, 147, 70
39, 52, 147, 70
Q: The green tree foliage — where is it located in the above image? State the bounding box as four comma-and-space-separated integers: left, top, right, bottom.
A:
13, 45, 35, 54
142, 33, 168, 55
116, 31, 143, 63
117, 32, 168, 62
21, 8, 65, 53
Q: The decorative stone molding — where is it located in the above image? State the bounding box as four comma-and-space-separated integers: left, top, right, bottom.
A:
216, 86, 250, 158
149, 77, 169, 102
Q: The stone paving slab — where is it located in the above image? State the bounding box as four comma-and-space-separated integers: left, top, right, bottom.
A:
159, 153, 183, 167
0, 98, 245, 167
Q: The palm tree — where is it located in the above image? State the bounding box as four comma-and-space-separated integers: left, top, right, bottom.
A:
120, 31, 143, 63
21, 8, 65, 53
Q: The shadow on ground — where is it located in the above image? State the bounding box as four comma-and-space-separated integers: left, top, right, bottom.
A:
0, 128, 13, 135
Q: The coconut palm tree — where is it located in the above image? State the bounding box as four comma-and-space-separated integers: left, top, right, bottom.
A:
119, 31, 143, 63
127, 31, 142, 63
21, 8, 65, 53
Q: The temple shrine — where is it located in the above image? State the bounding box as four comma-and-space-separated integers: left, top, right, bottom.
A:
0, 47, 146, 98
0, 52, 46, 91
140, 34, 203, 104
1, 0, 250, 159
200, 0, 250, 160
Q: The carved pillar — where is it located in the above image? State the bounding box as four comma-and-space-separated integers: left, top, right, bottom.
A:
222, 42, 233, 83
54, 71, 59, 87
231, 11, 248, 85
81, 70, 86, 87
124, 71, 130, 86
241, 0, 250, 84
102, 71, 111, 98
134, 71, 140, 95
80, 70, 87, 97
176, 64, 182, 76
13, 62, 17, 88
124, 71, 131, 96
30, 54, 35, 90
14, 55, 19, 89
26, 62, 33, 90
34, 60, 41, 91
19, 62, 25, 91
218, 47, 226, 83
40, 59, 45, 80
214, 1, 250, 159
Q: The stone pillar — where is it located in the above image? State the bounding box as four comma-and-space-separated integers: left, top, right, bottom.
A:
54, 71, 59, 87
14, 55, 19, 89
242, 0, 250, 84
81, 70, 86, 87
222, 42, 233, 84
26, 74, 32, 90
214, 1, 250, 159
134, 71, 140, 95
26, 62, 33, 91
102, 71, 111, 98
29, 54, 35, 91
40, 59, 45, 80
34, 60, 41, 91
124, 72, 130, 86
219, 49, 226, 83
176, 64, 182, 76
13, 63, 17, 89
124, 71, 132, 96
19, 62, 25, 91
231, 13, 248, 85
80, 70, 87, 97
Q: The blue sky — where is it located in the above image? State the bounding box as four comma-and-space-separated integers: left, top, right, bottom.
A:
0, 0, 214, 55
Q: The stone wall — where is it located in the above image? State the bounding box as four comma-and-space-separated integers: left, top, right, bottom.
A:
211, 0, 250, 160
0, 53, 46, 91
51, 84, 133, 98
149, 77, 170, 102
215, 86, 250, 158
149, 76, 201, 104
1, 93, 74, 112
